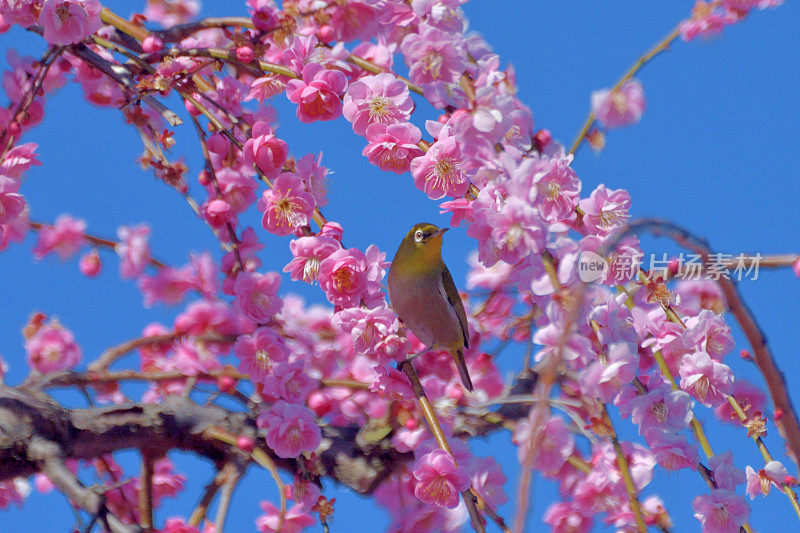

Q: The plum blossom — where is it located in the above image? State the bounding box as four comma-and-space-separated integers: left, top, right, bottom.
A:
2, 142, 40, 178
543, 502, 592, 533
708, 452, 746, 492
295, 152, 329, 207
284, 235, 340, 284
234, 326, 289, 385
579, 185, 632, 236
679, 351, 734, 407
401, 23, 467, 85
0, 175, 24, 225
591, 79, 646, 129
258, 401, 321, 458
343, 73, 414, 136
363, 122, 424, 174
117, 224, 151, 279
257, 173, 315, 236
39, 0, 102, 45
257, 501, 315, 533
285, 63, 347, 123
144, 0, 199, 26
646, 429, 700, 471
233, 272, 282, 324
317, 248, 370, 308
79, 249, 101, 276
745, 460, 788, 498
513, 415, 574, 474
692, 490, 750, 533
25, 319, 81, 373
32, 214, 86, 259
681, 5, 736, 40
411, 449, 470, 509
242, 121, 288, 179
410, 132, 472, 199
469, 457, 507, 508
623, 382, 694, 434
531, 153, 581, 224
334, 306, 398, 355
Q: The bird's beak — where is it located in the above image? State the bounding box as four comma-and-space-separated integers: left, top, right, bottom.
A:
434, 228, 449, 238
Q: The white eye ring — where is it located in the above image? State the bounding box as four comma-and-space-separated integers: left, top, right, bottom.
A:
414, 230, 425, 243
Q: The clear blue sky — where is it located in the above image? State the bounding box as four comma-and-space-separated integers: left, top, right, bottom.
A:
1, 1, 799, 531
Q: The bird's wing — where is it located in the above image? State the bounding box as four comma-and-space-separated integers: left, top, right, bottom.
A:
441, 264, 469, 349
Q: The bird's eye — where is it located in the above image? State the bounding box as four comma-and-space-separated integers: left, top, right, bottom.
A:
414, 230, 425, 243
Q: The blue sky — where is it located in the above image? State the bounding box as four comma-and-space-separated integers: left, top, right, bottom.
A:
1, 1, 799, 531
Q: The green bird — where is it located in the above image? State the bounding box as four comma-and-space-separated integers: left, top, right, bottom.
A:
387, 222, 473, 392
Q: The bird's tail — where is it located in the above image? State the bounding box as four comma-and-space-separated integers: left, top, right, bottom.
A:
453, 347, 474, 392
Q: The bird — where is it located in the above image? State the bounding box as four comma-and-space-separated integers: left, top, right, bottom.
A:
387, 222, 473, 392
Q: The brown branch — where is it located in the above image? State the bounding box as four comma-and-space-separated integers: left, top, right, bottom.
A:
138, 454, 154, 532
28, 437, 140, 533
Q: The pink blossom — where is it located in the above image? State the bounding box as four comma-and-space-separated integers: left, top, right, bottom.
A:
139, 265, 197, 307
693, 490, 750, 533
579, 185, 632, 236
258, 401, 321, 458
285, 63, 347, 123
327, 0, 378, 41
591, 79, 646, 129
470, 457, 507, 508
513, 415, 573, 474
295, 152, 329, 207
0, 0, 43, 28
543, 502, 592, 533
683, 310, 734, 360
174, 300, 240, 337
2, 142, 40, 178
246, 75, 286, 102
646, 429, 700, 471
709, 451, 746, 492
242, 121, 288, 178
32, 214, 86, 259
117, 224, 151, 279
256, 501, 315, 533
412, 449, 469, 509
25, 319, 81, 373
233, 272, 282, 324
79, 249, 101, 276
317, 248, 370, 308
581, 341, 639, 402
679, 351, 734, 407
369, 363, 414, 399
144, 0, 199, 26
488, 196, 547, 264
283, 235, 340, 284
0, 175, 24, 225
213, 167, 258, 214
139, 458, 185, 506
715, 379, 766, 424
158, 518, 200, 533
274, 361, 316, 404
439, 198, 473, 228
234, 326, 289, 385
343, 73, 414, 136
334, 306, 398, 355
0, 479, 28, 510
410, 133, 472, 199
401, 23, 467, 85
623, 382, 694, 434
39, 0, 102, 45
363, 122, 424, 174
257, 172, 315, 236
200, 198, 234, 230
745, 460, 788, 498
676, 279, 727, 315
531, 153, 581, 224
680, 2, 738, 41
